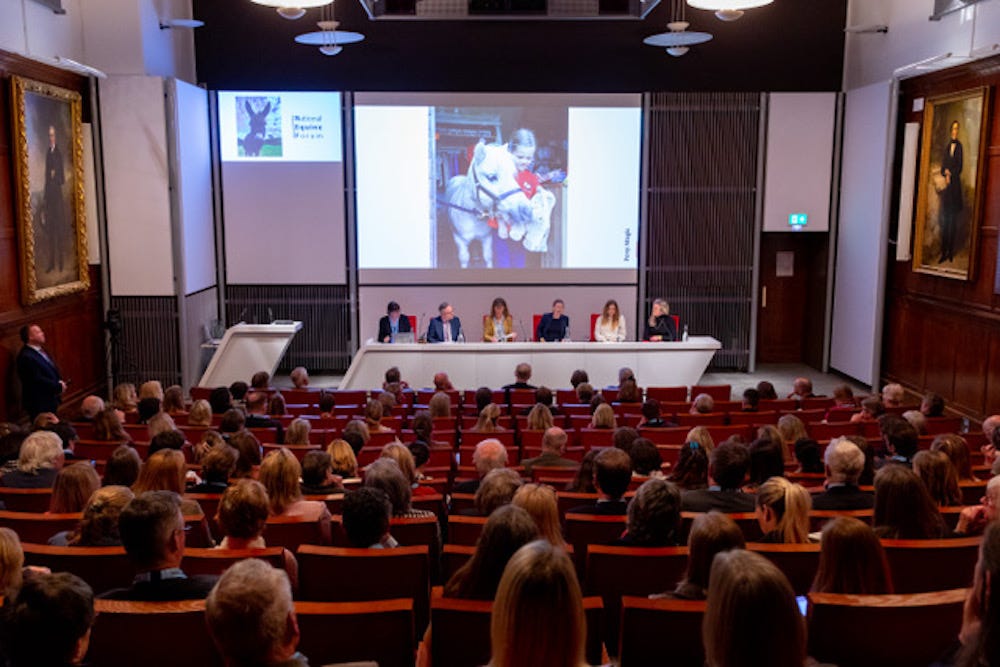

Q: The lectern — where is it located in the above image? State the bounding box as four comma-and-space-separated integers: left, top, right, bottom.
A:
198, 321, 303, 388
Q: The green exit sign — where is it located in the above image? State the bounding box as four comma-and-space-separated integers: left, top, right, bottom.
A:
789, 213, 808, 228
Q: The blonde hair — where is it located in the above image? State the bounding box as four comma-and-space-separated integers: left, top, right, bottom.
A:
49, 463, 101, 514
475, 404, 503, 432
139, 380, 164, 401
364, 399, 384, 428
591, 403, 617, 429
162, 385, 186, 414
285, 418, 311, 446
777, 414, 808, 443
17, 431, 64, 473
755, 477, 812, 544
490, 540, 585, 667
113, 382, 138, 411
428, 392, 452, 419
512, 484, 566, 547
217, 479, 270, 540
0, 528, 24, 598
147, 411, 177, 438
686, 426, 715, 453
380, 442, 418, 485
259, 448, 303, 515
68, 485, 134, 547
133, 449, 187, 495
601, 299, 620, 327
342, 420, 370, 446
188, 399, 212, 427
326, 439, 358, 477
527, 404, 554, 431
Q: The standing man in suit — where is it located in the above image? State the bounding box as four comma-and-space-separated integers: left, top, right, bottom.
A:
427, 302, 462, 343
378, 300, 412, 343
16, 324, 65, 419
939, 120, 964, 264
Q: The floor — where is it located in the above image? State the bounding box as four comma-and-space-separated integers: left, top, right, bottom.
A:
274, 362, 872, 400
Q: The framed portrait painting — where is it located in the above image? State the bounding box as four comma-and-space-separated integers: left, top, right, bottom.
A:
912, 87, 989, 280
10, 76, 89, 305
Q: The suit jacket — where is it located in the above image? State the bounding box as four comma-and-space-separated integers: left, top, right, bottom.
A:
246, 414, 285, 444
680, 488, 755, 513
16, 345, 63, 418
483, 315, 515, 342
378, 314, 412, 343
536, 313, 569, 342
644, 315, 677, 342
0, 467, 59, 489
520, 452, 578, 475
451, 478, 481, 495
427, 316, 463, 343
567, 499, 629, 516
810, 484, 874, 511
100, 572, 218, 601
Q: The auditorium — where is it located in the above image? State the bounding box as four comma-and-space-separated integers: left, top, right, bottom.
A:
1, 0, 999, 665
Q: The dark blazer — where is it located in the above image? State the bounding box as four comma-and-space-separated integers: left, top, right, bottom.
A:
246, 414, 284, 444
536, 313, 569, 342
680, 489, 755, 513
520, 452, 578, 475
567, 499, 629, 516
16, 345, 63, 418
810, 484, 875, 511
100, 572, 218, 601
452, 479, 481, 495
378, 314, 412, 343
1, 467, 59, 489
427, 316, 463, 343
644, 315, 677, 342
186, 481, 229, 494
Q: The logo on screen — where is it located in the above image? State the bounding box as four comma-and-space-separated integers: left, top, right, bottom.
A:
236, 96, 282, 158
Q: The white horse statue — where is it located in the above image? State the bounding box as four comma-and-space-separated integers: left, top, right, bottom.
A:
444, 141, 534, 268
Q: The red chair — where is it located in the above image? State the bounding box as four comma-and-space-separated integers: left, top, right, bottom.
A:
747, 542, 821, 595
645, 386, 688, 402
619, 596, 705, 667
881, 537, 981, 593
447, 515, 488, 546
590, 313, 600, 341
22, 544, 135, 595
88, 599, 222, 667
0, 487, 53, 512
532, 313, 542, 341
442, 544, 475, 581
689, 384, 731, 401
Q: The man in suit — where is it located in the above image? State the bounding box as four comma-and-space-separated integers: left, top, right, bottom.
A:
244, 391, 285, 444
451, 438, 507, 495
811, 437, 874, 511
939, 119, 964, 263
44, 125, 67, 272
680, 440, 756, 513
568, 447, 631, 515
521, 427, 577, 475
377, 300, 412, 343
426, 301, 462, 343
16, 324, 65, 419
102, 491, 217, 600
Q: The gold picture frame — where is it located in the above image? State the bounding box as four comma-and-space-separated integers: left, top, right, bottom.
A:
912, 86, 990, 280
10, 75, 89, 305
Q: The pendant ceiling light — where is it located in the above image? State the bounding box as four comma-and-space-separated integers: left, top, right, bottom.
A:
251, 0, 333, 20
686, 0, 772, 21
644, 0, 712, 57
294, 3, 365, 55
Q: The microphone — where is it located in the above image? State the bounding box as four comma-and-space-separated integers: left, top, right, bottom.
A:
517, 318, 527, 343
237, 308, 248, 324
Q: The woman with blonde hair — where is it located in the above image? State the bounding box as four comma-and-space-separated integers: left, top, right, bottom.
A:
594, 299, 626, 343
913, 449, 962, 507
132, 449, 202, 515
380, 442, 436, 497
686, 426, 715, 453
59, 486, 134, 547
284, 418, 311, 446
139, 380, 164, 401
512, 483, 566, 547
0, 527, 26, 599
754, 476, 812, 544
490, 540, 587, 667
342, 419, 371, 448
757, 424, 789, 461
161, 385, 186, 416
474, 404, 504, 432
527, 403, 554, 431
113, 383, 138, 413
644, 298, 676, 342
49, 463, 101, 514
777, 414, 808, 445
187, 399, 212, 427
364, 399, 391, 433
590, 403, 617, 429
258, 448, 331, 524
147, 411, 176, 439
327, 439, 358, 478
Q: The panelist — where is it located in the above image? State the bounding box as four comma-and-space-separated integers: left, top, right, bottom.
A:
377, 301, 412, 343
483, 297, 517, 343
427, 302, 463, 343
536, 298, 569, 342
594, 299, 626, 342
644, 298, 677, 342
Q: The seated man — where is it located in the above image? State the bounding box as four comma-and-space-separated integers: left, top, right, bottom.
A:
920, 392, 945, 418
504, 362, 536, 391
427, 302, 462, 343
568, 447, 632, 515
811, 438, 874, 510
244, 391, 285, 443
689, 393, 714, 415
206, 558, 308, 667
877, 414, 919, 466
452, 438, 508, 495
187, 445, 238, 494
290, 366, 310, 389
1, 572, 94, 667
342, 487, 396, 548
787, 377, 815, 401
680, 441, 755, 513
250, 371, 271, 391
741, 388, 760, 412
521, 386, 559, 416
299, 451, 344, 496
102, 490, 217, 600
79, 395, 105, 422
378, 300, 412, 344
956, 476, 1000, 536
521, 427, 577, 474
881, 382, 905, 408
638, 398, 673, 428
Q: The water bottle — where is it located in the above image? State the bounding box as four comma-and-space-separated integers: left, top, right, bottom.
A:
563, 325, 571, 342
457, 331, 465, 344
682, 325, 689, 342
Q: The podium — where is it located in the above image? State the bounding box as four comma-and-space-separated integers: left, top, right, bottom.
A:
198, 321, 302, 388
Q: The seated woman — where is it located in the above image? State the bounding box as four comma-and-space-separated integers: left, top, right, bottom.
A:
754, 477, 812, 544
512, 483, 566, 548
267, 393, 286, 417
259, 448, 332, 528
283, 418, 311, 446
444, 505, 538, 599
955, 522, 1000, 667
112, 382, 138, 414
474, 468, 523, 517
703, 550, 805, 667
215, 478, 298, 589
617, 478, 681, 547
48, 463, 101, 514
133, 449, 203, 516
686, 426, 715, 453
811, 516, 892, 595
913, 449, 962, 507
363, 458, 435, 519
931, 433, 979, 483
872, 464, 948, 539
0, 527, 30, 600
850, 396, 885, 423
594, 299, 626, 343
93, 407, 132, 444
668, 442, 709, 491
102, 445, 142, 488
535, 298, 569, 342
656, 511, 745, 600
161, 385, 187, 417
643, 298, 676, 342
473, 403, 505, 433
565, 450, 598, 494
380, 443, 436, 497
617, 378, 642, 404
187, 445, 237, 494
53, 486, 134, 547
526, 403, 554, 432
364, 400, 392, 434
589, 403, 617, 430
326, 439, 359, 479
630, 438, 666, 479
483, 297, 517, 343
489, 540, 588, 667
777, 414, 808, 445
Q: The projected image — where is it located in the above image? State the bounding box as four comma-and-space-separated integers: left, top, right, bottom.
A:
436, 108, 567, 269
236, 95, 282, 158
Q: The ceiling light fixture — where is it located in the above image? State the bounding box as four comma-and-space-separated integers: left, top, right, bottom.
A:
686, 0, 771, 21
294, 3, 364, 56
644, 0, 712, 57
251, 0, 333, 20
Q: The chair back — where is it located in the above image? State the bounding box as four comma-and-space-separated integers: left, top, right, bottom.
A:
22, 544, 134, 595
0, 486, 54, 512
619, 596, 706, 667
689, 384, 731, 401
679, 512, 762, 543
881, 537, 981, 593
0, 510, 80, 544
565, 514, 627, 569
442, 544, 475, 581
447, 515, 488, 546
182, 547, 287, 577
449, 493, 476, 515
296, 599, 415, 667
89, 599, 222, 667
264, 516, 329, 551
390, 515, 441, 551
645, 386, 688, 402
747, 542, 821, 595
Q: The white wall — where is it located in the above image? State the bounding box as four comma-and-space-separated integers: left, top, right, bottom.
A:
0, 0, 86, 63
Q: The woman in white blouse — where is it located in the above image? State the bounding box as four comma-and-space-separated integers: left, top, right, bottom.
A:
594, 299, 626, 342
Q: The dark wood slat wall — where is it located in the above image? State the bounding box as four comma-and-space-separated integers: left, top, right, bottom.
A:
884, 56, 1000, 421
0, 52, 105, 423
645, 92, 759, 371
108, 296, 182, 389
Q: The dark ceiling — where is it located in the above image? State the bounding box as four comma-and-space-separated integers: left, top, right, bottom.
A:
193, 0, 848, 92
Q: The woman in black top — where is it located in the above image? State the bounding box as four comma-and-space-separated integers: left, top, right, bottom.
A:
644, 298, 677, 341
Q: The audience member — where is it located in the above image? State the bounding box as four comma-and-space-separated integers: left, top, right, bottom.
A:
489, 541, 586, 667
565, 450, 598, 494
209, 387, 233, 414
473, 403, 504, 432
575, 382, 594, 404
299, 451, 342, 496
913, 449, 962, 507
205, 559, 306, 667
777, 414, 808, 444
0, 527, 26, 599
639, 398, 671, 428
473, 387, 493, 414
1, 572, 94, 667
956, 476, 1000, 537
364, 399, 390, 433
793, 438, 824, 474
445, 505, 538, 600
754, 477, 812, 544
384, 365, 409, 391
882, 382, 905, 408
503, 363, 535, 392
812, 516, 892, 595
787, 376, 815, 401
669, 441, 709, 490
363, 458, 435, 519
1, 430, 63, 488
474, 468, 524, 516
259, 449, 331, 543
148, 428, 185, 456
512, 483, 565, 547
618, 478, 681, 546
612, 426, 640, 455
453, 439, 508, 494
317, 391, 335, 419
432, 372, 454, 392
282, 418, 310, 447
428, 391, 452, 419
102, 444, 141, 488
845, 434, 876, 486
657, 511, 744, 600
850, 396, 885, 423
342, 487, 395, 549
250, 371, 270, 390
381, 442, 435, 497
267, 393, 286, 417
245, 392, 285, 443
290, 366, 310, 389
526, 403, 554, 431
746, 436, 785, 491
133, 449, 202, 515
630, 438, 664, 478
228, 381, 248, 406
741, 388, 759, 412
520, 427, 575, 474
680, 440, 755, 512
703, 550, 805, 667
79, 395, 105, 421
187, 445, 236, 495
113, 382, 138, 413
103, 491, 217, 600
811, 437, 873, 510
590, 403, 617, 429
137, 397, 162, 425
618, 378, 642, 404
756, 381, 778, 401
932, 433, 978, 482
48, 463, 100, 514
532, 386, 559, 414
215, 479, 297, 586
409, 441, 431, 480
902, 409, 927, 434
188, 399, 212, 427
93, 407, 131, 444
872, 464, 948, 539
409, 411, 434, 447
878, 413, 919, 465
569, 369, 589, 388
690, 393, 715, 415
59, 486, 134, 547
228, 431, 263, 478
327, 439, 359, 478
567, 447, 631, 515
342, 419, 371, 452
686, 426, 715, 453
218, 408, 246, 435
955, 522, 1000, 667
